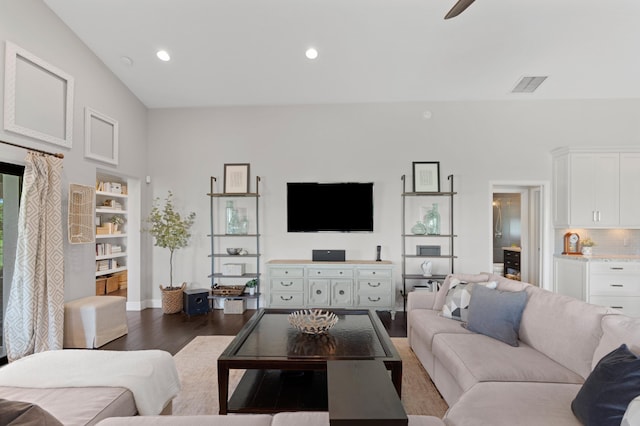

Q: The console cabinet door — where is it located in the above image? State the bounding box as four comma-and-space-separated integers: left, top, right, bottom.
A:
308, 279, 330, 306
331, 280, 353, 306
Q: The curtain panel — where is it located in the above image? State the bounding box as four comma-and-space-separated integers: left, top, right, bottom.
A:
5, 152, 64, 362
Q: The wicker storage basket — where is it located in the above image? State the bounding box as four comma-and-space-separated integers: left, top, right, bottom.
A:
211, 285, 245, 297
160, 282, 186, 314
96, 277, 107, 295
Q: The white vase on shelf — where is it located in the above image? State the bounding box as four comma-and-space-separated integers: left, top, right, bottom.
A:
421, 260, 433, 277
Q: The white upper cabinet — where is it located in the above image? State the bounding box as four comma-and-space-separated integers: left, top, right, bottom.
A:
569, 153, 619, 227
620, 153, 640, 227
553, 147, 640, 229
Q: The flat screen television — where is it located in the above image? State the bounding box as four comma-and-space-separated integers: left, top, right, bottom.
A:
287, 182, 374, 232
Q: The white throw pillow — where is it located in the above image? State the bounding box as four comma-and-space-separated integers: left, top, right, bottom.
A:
592, 315, 640, 370
622, 395, 640, 426
441, 280, 497, 322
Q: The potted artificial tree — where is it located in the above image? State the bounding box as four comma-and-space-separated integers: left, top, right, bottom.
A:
145, 191, 196, 314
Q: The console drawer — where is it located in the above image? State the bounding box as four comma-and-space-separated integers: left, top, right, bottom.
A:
308, 268, 353, 278
269, 267, 304, 278
356, 293, 392, 308
270, 278, 304, 292
269, 292, 304, 307
358, 269, 392, 279
356, 279, 392, 294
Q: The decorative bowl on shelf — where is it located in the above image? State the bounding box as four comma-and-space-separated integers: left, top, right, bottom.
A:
288, 309, 338, 335
226, 248, 242, 255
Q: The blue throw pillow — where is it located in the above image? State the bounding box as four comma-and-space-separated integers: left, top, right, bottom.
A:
465, 285, 527, 347
571, 344, 640, 426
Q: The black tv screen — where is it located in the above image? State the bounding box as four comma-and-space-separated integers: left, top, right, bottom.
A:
287, 182, 374, 232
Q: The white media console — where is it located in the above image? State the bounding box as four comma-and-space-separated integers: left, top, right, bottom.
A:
266, 260, 396, 318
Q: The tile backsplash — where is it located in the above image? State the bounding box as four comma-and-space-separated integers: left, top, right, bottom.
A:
555, 229, 640, 255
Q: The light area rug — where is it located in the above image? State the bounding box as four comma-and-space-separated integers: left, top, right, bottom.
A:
172, 335, 448, 417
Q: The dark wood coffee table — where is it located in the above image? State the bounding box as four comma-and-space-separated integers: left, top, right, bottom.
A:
217, 308, 402, 414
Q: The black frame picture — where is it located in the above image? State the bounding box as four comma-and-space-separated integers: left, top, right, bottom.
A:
412, 162, 441, 193
223, 163, 250, 194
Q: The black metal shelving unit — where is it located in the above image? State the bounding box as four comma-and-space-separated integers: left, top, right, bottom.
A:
401, 174, 457, 312
207, 176, 261, 309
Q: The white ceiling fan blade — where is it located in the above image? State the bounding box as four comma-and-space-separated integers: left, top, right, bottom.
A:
444, 0, 476, 19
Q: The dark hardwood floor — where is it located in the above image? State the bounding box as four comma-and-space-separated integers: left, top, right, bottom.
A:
101, 309, 407, 355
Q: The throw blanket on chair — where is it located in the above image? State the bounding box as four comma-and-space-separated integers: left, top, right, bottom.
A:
0, 350, 181, 415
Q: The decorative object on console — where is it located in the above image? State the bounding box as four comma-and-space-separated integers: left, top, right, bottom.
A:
424, 203, 441, 235
412, 161, 440, 193
223, 163, 250, 194
144, 191, 196, 314
581, 237, 596, 256
562, 232, 581, 255
288, 309, 338, 335
312, 249, 346, 262
376, 245, 382, 262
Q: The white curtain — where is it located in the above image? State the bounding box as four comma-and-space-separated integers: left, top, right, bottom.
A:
5, 152, 64, 362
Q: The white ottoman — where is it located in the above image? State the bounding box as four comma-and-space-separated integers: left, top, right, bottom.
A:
64, 296, 128, 348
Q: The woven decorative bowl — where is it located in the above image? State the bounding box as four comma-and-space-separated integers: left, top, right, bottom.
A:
288, 309, 338, 334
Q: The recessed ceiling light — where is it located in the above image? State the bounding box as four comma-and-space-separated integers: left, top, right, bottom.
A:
156, 50, 171, 62
305, 48, 318, 60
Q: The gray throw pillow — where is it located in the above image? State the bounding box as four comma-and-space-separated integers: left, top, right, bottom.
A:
465, 285, 528, 347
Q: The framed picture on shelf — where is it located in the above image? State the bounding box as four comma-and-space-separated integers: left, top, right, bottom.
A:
412, 161, 440, 193
224, 163, 250, 194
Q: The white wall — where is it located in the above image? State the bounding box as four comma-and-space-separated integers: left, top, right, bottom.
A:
148, 100, 640, 306
0, 0, 149, 303
2, 1, 640, 309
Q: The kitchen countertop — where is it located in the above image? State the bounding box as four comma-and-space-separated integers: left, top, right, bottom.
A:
554, 254, 640, 262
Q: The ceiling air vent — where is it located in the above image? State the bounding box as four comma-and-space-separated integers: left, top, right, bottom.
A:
512, 76, 548, 93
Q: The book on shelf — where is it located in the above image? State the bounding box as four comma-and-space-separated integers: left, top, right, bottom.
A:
96, 259, 119, 271
96, 181, 127, 195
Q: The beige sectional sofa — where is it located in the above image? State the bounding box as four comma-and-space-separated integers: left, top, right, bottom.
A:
407, 272, 640, 426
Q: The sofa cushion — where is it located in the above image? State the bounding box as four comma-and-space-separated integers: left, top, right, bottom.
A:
432, 333, 584, 394
441, 280, 497, 322
0, 398, 62, 426
408, 309, 472, 352
572, 344, 640, 426
444, 382, 582, 426
97, 415, 274, 425
433, 273, 491, 311
592, 314, 640, 370
0, 386, 137, 425
518, 285, 609, 379
465, 285, 527, 346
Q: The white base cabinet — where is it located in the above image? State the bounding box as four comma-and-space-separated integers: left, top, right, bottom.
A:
554, 256, 640, 317
267, 260, 395, 317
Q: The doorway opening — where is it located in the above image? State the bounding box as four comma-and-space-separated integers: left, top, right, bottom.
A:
491, 183, 549, 288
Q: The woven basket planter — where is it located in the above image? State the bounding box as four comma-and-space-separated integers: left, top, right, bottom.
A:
160, 282, 186, 314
